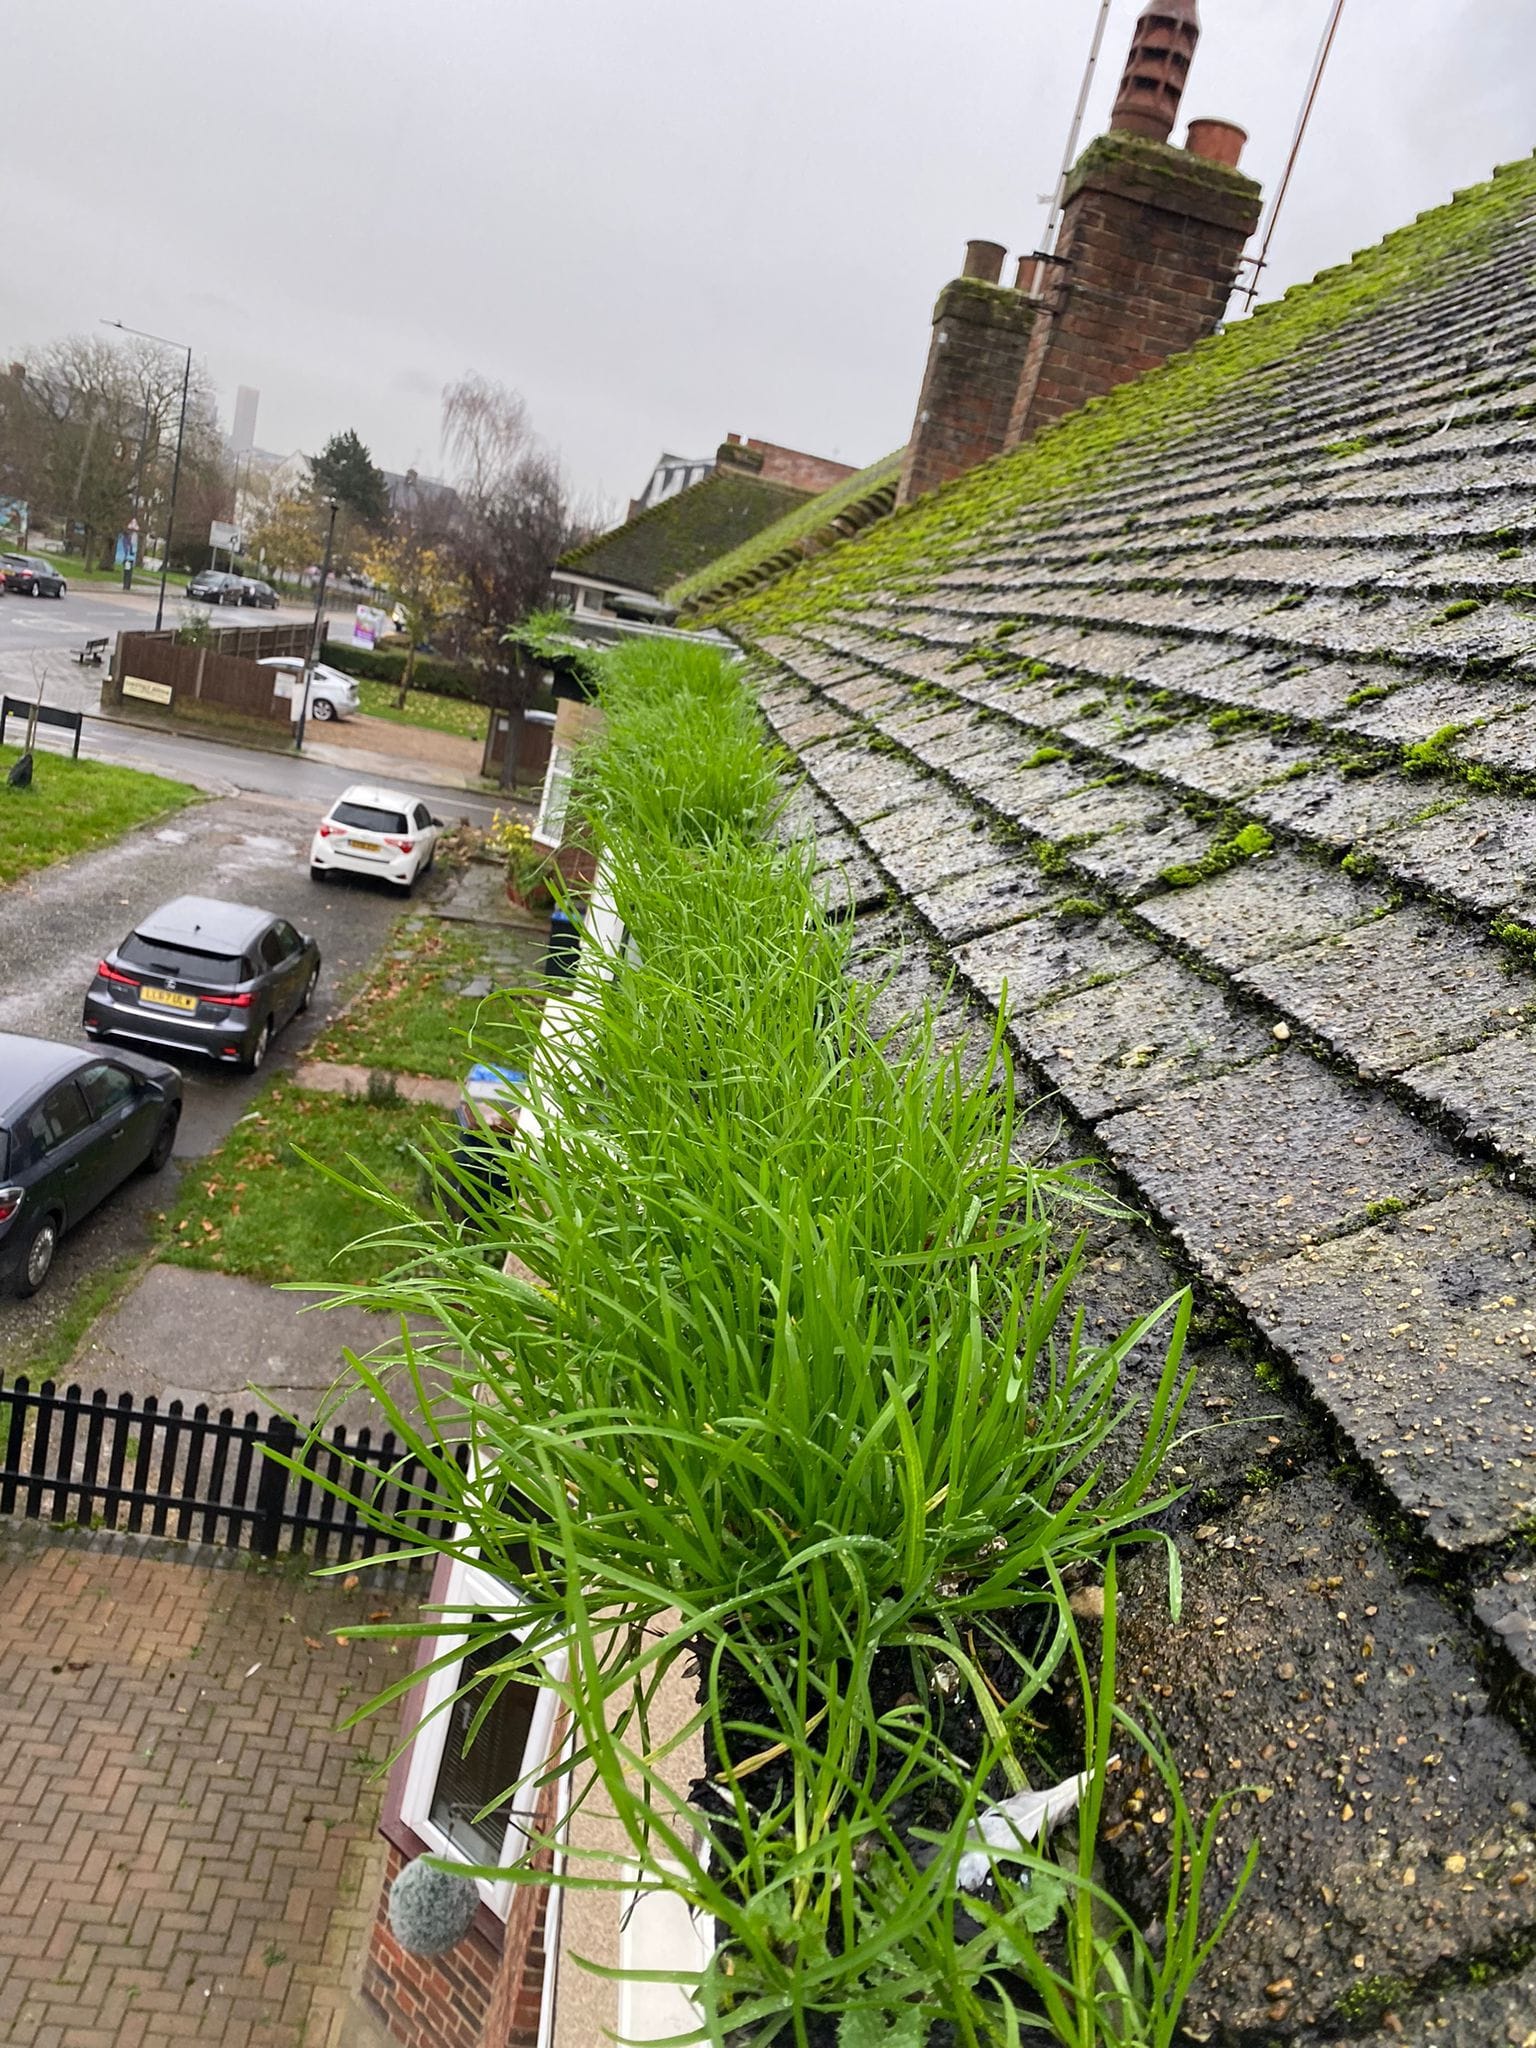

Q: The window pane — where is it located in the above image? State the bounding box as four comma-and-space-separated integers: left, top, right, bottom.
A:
428, 1624, 540, 1866
80, 1063, 137, 1118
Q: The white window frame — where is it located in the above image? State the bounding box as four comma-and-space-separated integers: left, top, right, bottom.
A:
398, 1559, 566, 1918
532, 740, 576, 850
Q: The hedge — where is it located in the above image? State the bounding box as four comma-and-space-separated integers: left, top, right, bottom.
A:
314, 637, 488, 702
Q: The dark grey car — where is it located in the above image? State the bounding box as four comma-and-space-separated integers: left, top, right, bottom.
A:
0, 1035, 182, 1295
82, 896, 321, 1073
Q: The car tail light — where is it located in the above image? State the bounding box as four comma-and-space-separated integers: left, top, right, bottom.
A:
201, 990, 253, 1009
97, 959, 138, 987
318, 822, 336, 837
0, 1186, 23, 1225
385, 837, 414, 854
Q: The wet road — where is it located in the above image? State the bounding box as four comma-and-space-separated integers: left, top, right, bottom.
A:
0, 579, 316, 655
0, 791, 412, 1368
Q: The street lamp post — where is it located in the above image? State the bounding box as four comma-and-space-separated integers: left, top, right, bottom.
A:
295, 497, 339, 753
101, 320, 192, 632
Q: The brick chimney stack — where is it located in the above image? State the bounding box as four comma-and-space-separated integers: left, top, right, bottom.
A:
896, 243, 1038, 505
1004, 0, 1260, 450
1111, 1, 1201, 143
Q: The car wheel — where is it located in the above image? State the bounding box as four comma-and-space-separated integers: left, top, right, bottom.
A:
31, 584, 42, 599
298, 965, 319, 1014
242, 1017, 274, 1074
14, 1213, 60, 1297
310, 863, 330, 883
143, 1105, 181, 1174
310, 696, 335, 721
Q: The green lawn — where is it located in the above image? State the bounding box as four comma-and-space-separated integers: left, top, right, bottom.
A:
161, 1085, 446, 1286
0, 746, 197, 888
313, 914, 544, 1080
353, 679, 489, 742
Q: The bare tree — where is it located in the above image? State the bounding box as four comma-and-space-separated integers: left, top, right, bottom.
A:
438, 374, 587, 787
16, 334, 225, 568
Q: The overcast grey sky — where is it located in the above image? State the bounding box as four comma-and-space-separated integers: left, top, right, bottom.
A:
4, 2, 1530, 510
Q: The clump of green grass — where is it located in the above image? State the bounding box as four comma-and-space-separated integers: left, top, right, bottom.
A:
304, 636, 1249, 2046
0, 747, 195, 889
1160, 820, 1273, 889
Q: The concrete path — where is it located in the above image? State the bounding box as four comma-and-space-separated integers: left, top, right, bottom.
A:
62, 1263, 454, 1434
0, 1530, 418, 2048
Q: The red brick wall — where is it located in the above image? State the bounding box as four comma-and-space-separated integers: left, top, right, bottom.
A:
745, 440, 858, 495
897, 279, 1038, 505
363, 1845, 510, 2048
1007, 133, 1261, 448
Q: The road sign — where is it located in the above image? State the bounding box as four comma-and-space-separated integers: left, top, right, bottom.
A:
209, 520, 243, 553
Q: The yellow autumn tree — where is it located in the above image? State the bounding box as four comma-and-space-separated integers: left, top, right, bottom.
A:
361, 529, 465, 707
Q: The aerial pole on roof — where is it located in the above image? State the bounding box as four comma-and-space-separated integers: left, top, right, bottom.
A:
1041, 0, 1115, 260
1237, 0, 1349, 314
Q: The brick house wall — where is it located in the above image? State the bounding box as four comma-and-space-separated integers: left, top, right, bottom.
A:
1007, 132, 1261, 447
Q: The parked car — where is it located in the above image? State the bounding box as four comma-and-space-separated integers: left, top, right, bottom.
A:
82, 896, 321, 1074
1, 553, 66, 598
240, 578, 279, 609
257, 656, 360, 722
186, 570, 248, 605
310, 784, 444, 893
0, 1035, 182, 1296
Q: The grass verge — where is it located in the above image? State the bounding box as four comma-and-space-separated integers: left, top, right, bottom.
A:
352, 679, 489, 741
311, 915, 544, 1080
160, 1084, 444, 1286
0, 746, 196, 888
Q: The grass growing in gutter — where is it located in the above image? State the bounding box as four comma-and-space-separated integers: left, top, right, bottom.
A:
0, 747, 196, 888
302, 637, 1250, 2045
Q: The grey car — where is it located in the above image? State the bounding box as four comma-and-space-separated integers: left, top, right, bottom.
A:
0, 1035, 182, 1295
82, 896, 321, 1073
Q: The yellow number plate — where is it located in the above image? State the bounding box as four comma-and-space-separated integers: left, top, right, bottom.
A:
141, 987, 199, 1012
348, 837, 382, 852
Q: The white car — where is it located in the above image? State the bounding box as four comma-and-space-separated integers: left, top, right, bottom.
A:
258, 656, 361, 723
310, 784, 444, 893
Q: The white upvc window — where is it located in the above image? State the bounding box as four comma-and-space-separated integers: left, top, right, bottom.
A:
532, 741, 575, 849
398, 1559, 566, 1917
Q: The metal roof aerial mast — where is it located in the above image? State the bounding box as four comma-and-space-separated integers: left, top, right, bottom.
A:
1239, 0, 1349, 313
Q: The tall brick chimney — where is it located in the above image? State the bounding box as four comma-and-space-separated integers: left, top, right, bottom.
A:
896, 240, 1038, 506
1004, 1, 1261, 449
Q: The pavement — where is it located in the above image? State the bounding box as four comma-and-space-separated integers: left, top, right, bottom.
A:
0, 1530, 419, 2048
64, 1264, 454, 1434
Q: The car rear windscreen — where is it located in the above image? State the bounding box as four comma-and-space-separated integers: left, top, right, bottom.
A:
332, 802, 408, 834
119, 935, 248, 985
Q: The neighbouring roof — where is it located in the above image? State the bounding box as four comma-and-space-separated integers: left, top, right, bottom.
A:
731, 151, 1536, 2036
557, 468, 812, 601
668, 449, 903, 614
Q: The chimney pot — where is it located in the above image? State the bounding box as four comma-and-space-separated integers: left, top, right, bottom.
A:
1014, 254, 1037, 293
962, 239, 1007, 285
1111, 2, 1201, 145
1184, 117, 1246, 167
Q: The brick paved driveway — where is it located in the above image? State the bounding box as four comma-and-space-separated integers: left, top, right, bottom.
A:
0, 1533, 420, 2048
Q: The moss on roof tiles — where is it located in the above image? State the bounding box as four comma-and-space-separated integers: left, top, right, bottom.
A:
712, 151, 1536, 636
668, 450, 905, 612
558, 470, 810, 599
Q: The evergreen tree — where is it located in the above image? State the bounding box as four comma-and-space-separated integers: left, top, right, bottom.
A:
307, 429, 390, 528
